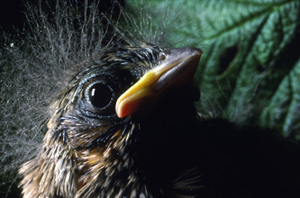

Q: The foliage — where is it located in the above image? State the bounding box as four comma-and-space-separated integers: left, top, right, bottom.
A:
127, 0, 300, 139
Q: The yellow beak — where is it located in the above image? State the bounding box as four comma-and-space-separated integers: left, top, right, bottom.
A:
115, 47, 202, 118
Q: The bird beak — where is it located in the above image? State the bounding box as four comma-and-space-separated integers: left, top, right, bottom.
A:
115, 47, 202, 118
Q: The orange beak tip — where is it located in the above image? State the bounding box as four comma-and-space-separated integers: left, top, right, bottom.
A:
116, 99, 135, 118
116, 100, 125, 118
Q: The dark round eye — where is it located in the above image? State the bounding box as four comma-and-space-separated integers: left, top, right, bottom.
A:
88, 83, 112, 109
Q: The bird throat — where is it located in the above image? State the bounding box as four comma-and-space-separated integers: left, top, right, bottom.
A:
75, 123, 155, 197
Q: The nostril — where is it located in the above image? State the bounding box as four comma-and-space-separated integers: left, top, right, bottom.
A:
160, 53, 166, 61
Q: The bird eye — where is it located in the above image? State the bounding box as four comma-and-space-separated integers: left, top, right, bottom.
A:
88, 83, 113, 109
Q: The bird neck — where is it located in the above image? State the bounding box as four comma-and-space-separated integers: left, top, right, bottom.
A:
126, 94, 201, 196
76, 92, 201, 197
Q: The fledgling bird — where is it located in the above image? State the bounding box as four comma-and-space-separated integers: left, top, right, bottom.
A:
2, 0, 300, 198
18, 41, 300, 198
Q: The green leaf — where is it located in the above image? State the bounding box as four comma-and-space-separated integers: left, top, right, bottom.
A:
126, 0, 300, 138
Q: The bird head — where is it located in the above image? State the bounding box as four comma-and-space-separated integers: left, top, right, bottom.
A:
19, 42, 202, 198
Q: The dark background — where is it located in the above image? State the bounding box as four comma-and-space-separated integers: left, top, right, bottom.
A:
0, 0, 125, 33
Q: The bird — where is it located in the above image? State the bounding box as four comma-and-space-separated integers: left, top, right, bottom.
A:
17, 41, 300, 198
1, 0, 300, 198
